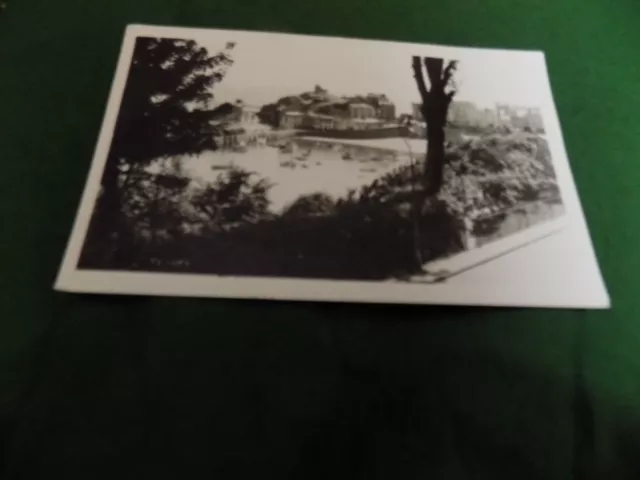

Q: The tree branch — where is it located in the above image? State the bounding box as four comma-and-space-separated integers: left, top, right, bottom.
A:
443, 60, 458, 84
412, 56, 429, 102
445, 90, 456, 106
424, 57, 444, 90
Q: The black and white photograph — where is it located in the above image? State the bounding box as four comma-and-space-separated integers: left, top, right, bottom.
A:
55, 25, 609, 308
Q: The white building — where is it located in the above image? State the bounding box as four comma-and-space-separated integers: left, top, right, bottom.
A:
240, 105, 260, 124
280, 111, 305, 129
496, 104, 544, 131
412, 101, 498, 128
412, 103, 425, 122
349, 102, 376, 119
304, 113, 336, 130
448, 101, 498, 128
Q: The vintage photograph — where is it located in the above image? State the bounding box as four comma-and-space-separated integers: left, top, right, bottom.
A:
55, 25, 609, 307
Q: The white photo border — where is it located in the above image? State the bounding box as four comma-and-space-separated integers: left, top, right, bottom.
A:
54, 24, 610, 309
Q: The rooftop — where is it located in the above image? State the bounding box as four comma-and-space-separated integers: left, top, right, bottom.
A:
308, 113, 335, 120
349, 102, 374, 108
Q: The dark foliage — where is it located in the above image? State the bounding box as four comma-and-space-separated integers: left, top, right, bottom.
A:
81, 129, 559, 279
440, 132, 561, 218
180, 189, 463, 280
190, 168, 272, 231
136, 163, 464, 279
257, 103, 282, 128
110, 37, 235, 166
81, 165, 272, 270
79, 37, 235, 268
282, 193, 337, 218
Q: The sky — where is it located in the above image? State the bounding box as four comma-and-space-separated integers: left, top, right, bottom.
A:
187, 29, 549, 113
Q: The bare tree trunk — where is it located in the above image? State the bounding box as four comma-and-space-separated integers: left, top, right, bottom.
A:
410, 56, 457, 273
424, 123, 446, 197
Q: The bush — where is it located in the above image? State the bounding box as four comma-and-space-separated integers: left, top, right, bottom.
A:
439, 132, 561, 217
282, 193, 336, 218
80, 166, 272, 270
82, 132, 561, 278
183, 166, 464, 280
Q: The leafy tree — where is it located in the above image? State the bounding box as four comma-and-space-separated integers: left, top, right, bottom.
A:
191, 168, 272, 232
105, 37, 235, 197
81, 37, 235, 268
283, 193, 336, 218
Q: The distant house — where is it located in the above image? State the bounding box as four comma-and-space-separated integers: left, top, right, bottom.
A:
351, 118, 384, 130
377, 100, 396, 122
480, 108, 499, 128
448, 101, 486, 127
496, 104, 544, 131
365, 93, 396, 121
225, 100, 261, 125
262, 88, 401, 132
303, 113, 336, 130
280, 111, 306, 129
412, 103, 425, 122
348, 102, 376, 120
412, 101, 498, 128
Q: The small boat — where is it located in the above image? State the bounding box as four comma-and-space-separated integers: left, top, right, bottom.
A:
211, 164, 232, 171
279, 160, 296, 168
341, 152, 353, 160
278, 141, 295, 154
295, 149, 312, 161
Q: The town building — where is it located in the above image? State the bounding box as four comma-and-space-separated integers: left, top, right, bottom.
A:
225, 100, 261, 125
215, 101, 272, 147
352, 118, 385, 130
481, 108, 499, 128
496, 104, 544, 131
280, 111, 305, 129
412, 103, 425, 122
366, 93, 396, 121
262, 89, 399, 132
348, 102, 376, 120
303, 113, 336, 130
448, 101, 498, 128
240, 105, 260, 124
448, 101, 476, 126
412, 101, 497, 128
377, 100, 396, 122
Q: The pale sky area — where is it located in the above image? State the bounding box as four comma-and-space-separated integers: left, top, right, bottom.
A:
181, 29, 549, 113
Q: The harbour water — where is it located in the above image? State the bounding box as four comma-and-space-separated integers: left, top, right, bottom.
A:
170, 135, 563, 249
180, 138, 416, 211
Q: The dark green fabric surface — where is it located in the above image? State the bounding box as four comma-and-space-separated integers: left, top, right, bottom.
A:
1, 0, 639, 478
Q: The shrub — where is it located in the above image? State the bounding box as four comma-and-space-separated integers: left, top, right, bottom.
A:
282, 193, 336, 218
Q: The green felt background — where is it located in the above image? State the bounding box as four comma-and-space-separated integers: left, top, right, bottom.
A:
1, 0, 639, 478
